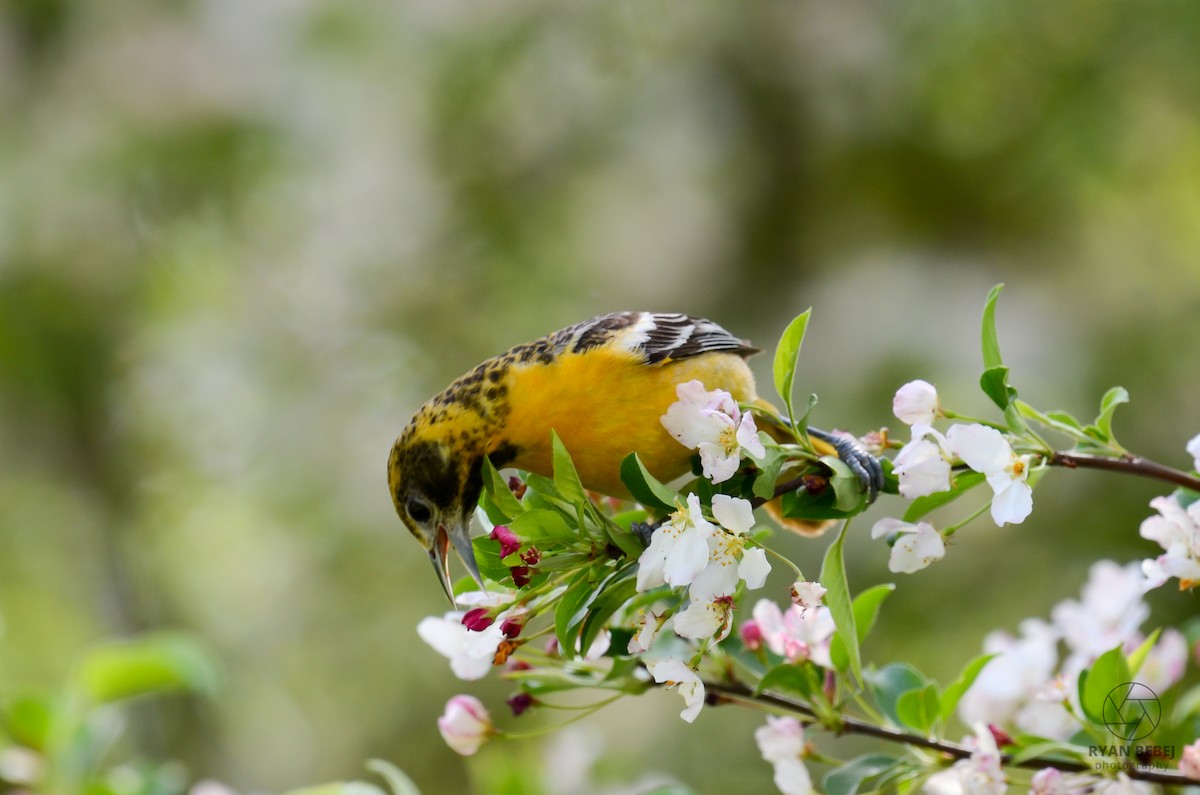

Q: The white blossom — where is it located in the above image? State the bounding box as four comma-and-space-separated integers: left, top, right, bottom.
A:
1051, 560, 1149, 660
893, 434, 953, 499
790, 580, 826, 609
893, 380, 941, 427
946, 423, 1033, 526
418, 612, 506, 681
687, 494, 771, 603
437, 695, 493, 756
673, 595, 735, 642
959, 619, 1060, 733
628, 610, 666, 654
661, 380, 766, 483
636, 494, 715, 592
1139, 494, 1200, 590
646, 657, 705, 723
922, 724, 1006, 795
1189, 433, 1200, 473
755, 716, 813, 795
871, 518, 945, 573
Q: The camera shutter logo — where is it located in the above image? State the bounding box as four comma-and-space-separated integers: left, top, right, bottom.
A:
1103, 682, 1160, 742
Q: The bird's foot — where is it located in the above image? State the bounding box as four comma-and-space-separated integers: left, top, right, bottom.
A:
632, 521, 657, 547
808, 427, 883, 503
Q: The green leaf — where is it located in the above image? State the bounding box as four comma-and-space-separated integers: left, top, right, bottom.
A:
619, 453, 679, 512
756, 662, 823, 700
554, 570, 596, 653
830, 584, 895, 671
1045, 410, 1084, 431
476, 491, 509, 528
979, 366, 1015, 411
481, 456, 525, 519
752, 445, 789, 501
902, 471, 986, 523
866, 663, 927, 727
939, 653, 998, 724
820, 523, 860, 680
822, 754, 898, 795
1091, 386, 1129, 445
509, 509, 576, 545
773, 310, 812, 430
471, 535, 509, 583
1127, 628, 1162, 677
579, 570, 638, 656
76, 633, 221, 704
1080, 644, 1132, 726
1007, 739, 1088, 766
981, 284, 1005, 369
365, 760, 423, 795
1017, 402, 1090, 441
550, 430, 586, 504
780, 486, 862, 521
823, 456, 866, 513
896, 682, 941, 733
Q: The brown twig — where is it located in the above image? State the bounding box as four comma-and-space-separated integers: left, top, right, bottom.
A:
704, 680, 1192, 787
1047, 451, 1200, 493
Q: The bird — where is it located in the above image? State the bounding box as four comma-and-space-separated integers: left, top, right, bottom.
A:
387, 311, 881, 603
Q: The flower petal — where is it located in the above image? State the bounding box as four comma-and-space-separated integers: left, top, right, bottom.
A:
711, 494, 757, 535
738, 412, 767, 459
990, 479, 1033, 526
947, 424, 1012, 476
739, 547, 771, 589
893, 380, 939, 426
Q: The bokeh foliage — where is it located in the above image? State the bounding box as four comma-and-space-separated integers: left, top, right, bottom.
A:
2, 0, 1200, 792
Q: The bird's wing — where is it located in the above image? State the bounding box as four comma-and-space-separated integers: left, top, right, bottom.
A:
560, 312, 759, 364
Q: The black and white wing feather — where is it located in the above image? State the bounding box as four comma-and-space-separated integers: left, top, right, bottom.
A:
560, 311, 759, 364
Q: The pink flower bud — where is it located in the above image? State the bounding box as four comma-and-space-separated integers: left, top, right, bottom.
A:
987, 724, 1014, 748
437, 695, 492, 756
740, 619, 764, 651
500, 616, 524, 639
510, 566, 532, 587
506, 692, 535, 717
490, 525, 520, 558
460, 608, 495, 632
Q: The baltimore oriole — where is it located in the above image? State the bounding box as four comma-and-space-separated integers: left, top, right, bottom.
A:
387, 312, 880, 601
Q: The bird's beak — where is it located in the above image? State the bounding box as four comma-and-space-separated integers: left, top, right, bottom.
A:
429, 521, 485, 606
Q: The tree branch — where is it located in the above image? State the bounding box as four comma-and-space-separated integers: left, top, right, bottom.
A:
1047, 451, 1200, 493
704, 680, 1191, 787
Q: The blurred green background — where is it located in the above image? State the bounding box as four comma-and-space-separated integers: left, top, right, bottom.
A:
2, 0, 1200, 792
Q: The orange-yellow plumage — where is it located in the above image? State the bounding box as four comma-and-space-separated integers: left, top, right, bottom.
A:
499, 345, 757, 496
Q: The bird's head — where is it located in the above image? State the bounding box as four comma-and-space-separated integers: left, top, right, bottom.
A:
387, 408, 489, 605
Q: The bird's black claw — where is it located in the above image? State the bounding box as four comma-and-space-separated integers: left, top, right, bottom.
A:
632, 521, 657, 547
808, 427, 883, 504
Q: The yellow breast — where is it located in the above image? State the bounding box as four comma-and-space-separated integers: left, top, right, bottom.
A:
494, 348, 759, 496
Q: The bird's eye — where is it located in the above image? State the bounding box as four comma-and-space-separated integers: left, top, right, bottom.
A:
406, 498, 433, 524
